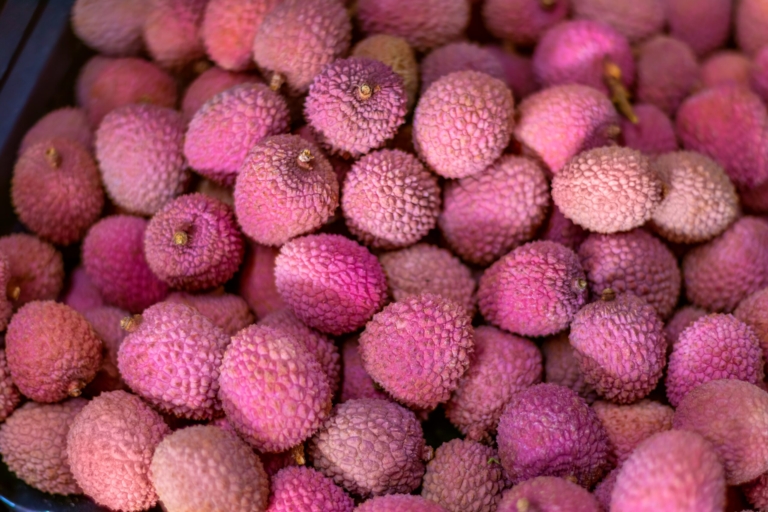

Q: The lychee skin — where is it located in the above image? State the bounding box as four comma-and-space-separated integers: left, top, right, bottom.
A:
636, 35, 700, 116
735, 287, 768, 362
357, 495, 449, 512
569, 293, 667, 404
486, 46, 539, 100
82, 215, 170, 313
743, 473, 768, 512
752, 46, 768, 104
497, 476, 602, 512
539, 205, 588, 251
611, 430, 726, 512
71, 0, 148, 56
419, 42, 505, 95
143, 0, 207, 69
6, 301, 102, 403
0, 350, 21, 422
496, 383, 610, 487
267, 466, 354, 512
61, 266, 104, 315
165, 291, 254, 337
352, 34, 419, 111
144, 193, 244, 292
666, 0, 732, 56
593, 468, 619, 511
478, 240, 588, 337
181, 67, 259, 122
700, 51, 752, 89
0, 233, 64, 308
736, 0, 768, 56
483, 0, 569, 47
665, 305, 708, 350
683, 216, 768, 312
666, 314, 764, 407
571, 0, 665, 43
238, 242, 286, 318
541, 332, 597, 403
66, 390, 171, 512
0, 253, 13, 331
438, 154, 550, 266
82, 306, 129, 395
674, 379, 768, 485
413, 70, 514, 179
339, 339, 388, 403
620, 103, 679, 155
19, 107, 93, 154
359, 293, 474, 410
274, 234, 388, 335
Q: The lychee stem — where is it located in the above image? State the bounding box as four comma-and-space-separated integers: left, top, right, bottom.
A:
601, 288, 616, 301
297, 149, 314, 170
487, 457, 501, 465
291, 444, 306, 465
575, 278, 588, 291
7, 285, 20, 301
269, 72, 285, 92
45, 147, 62, 168
192, 59, 211, 75
603, 59, 638, 124
358, 83, 373, 100
516, 498, 531, 512
120, 314, 142, 332
539, 0, 556, 10
68, 380, 84, 397
173, 230, 189, 246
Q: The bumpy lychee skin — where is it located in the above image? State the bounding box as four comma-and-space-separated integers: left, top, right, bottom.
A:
594, 468, 619, 511
497, 383, 610, 487
357, 0, 469, 53
339, 339, 388, 403
666, 0, 732, 56
0, 400, 86, 495
82, 306, 129, 394
308, 398, 432, 498
360, 294, 473, 410
513, 84, 620, 175
143, 0, 207, 69
0, 234, 64, 308
552, 147, 663, 234
736, 0, 768, 56
181, 67, 259, 121
184, 83, 291, 187
701, 51, 753, 89
0, 255, 12, 330
118, 301, 230, 419
420, 42, 504, 94
96, 104, 189, 216
666, 306, 708, 349
572, 0, 664, 43
0, 350, 20, 422
674, 379, 768, 485
439, 155, 550, 266
234, 134, 339, 246
150, 425, 270, 512
13, 139, 103, 246
19, 107, 93, 153
166, 291, 254, 336
752, 46, 768, 104
578, 230, 681, 318
736, 287, 768, 361
71, 0, 148, 55
267, 466, 354, 512
541, 332, 597, 403
540, 205, 588, 251
478, 241, 588, 337
683, 216, 768, 312
352, 35, 419, 111
274, 234, 388, 335
569, 292, 667, 404
592, 400, 674, 465
413, 70, 514, 179
421, 439, 504, 512
533, 20, 635, 94
743, 474, 768, 512
252, 0, 351, 95
483, 0, 569, 47
666, 314, 764, 407
67, 390, 171, 511
742, 180, 768, 214
75, 55, 112, 110
343, 149, 439, 249
651, 151, 738, 244
379, 244, 476, 316
6, 301, 102, 403
358, 495, 448, 512
61, 266, 103, 315
497, 476, 602, 512
611, 430, 726, 512
239, 242, 286, 317
82, 215, 170, 313
676, 85, 768, 188
637, 36, 700, 116
446, 326, 542, 441
620, 104, 678, 155
306, 58, 407, 158
219, 324, 332, 452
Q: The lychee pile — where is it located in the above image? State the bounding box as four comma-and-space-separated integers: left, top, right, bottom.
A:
4, 1, 768, 511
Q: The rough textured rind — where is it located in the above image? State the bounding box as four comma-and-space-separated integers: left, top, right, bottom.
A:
592, 400, 674, 465
674, 379, 768, 485
357, 495, 448, 512
252, 0, 351, 95
513, 84, 620, 175
683, 216, 768, 312
61, 266, 104, 315
666, 0, 732, 56
166, 292, 254, 336
0, 350, 20, 422
445, 326, 542, 441
352, 35, 419, 110
541, 332, 597, 403
651, 151, 738, 244
342, 149, 439, 249
266, 466, 354, 512
578, 230, 681, 318
666, 305, 708, 350
379, 244, 475, 316
181, 67, 259, 121
308, 398, 432, 498
637, 36, 700, 116
76, 55, 112, 110
666, 314, 764, 406
486, 46, 538, 100
0, 400, 86, 495
6, 301, 102, 402
737, 0, 768, 56
357, 0, 469, 52
234, 134, 339, 246
552, 147, 662, 234
752, 46, 768, 104
742, 180, 768, 214
13, 139, 104, 246
218, 324, 332, 452
540, 205, 588, 251
143, 0, 207, 69
496, 383, 610, 487
82, 306, 129, 394
339, 339, 388, 403
439, 155, 549, 265
420, 42, 504, 94
478, 240, 588, 337
612, 430, 726, 512
118, 302, 230, 419
701, 51, 753, 88
483, 0, 569, 46
238, 242, 285, 318
150, 425, 270, 512
19, 107, 93, 153
67, 391, 170, 512
274, 234, 388, 335
572, 0, 664, 43
0, 254, 12, 331
676, 85, 768, 188
533, 20, 635, 94
497, 476, 602, 512
96, 104, 189, 216
743, 474, 768, 512
413, 70, 514, 179
594, 468, 619, 511
82, 215, 169, 313
0, 234, 64, 308
184, 83, 291, 187
620, 103, 678, 155
736, 287, 768, 362
71, 0, 149, 55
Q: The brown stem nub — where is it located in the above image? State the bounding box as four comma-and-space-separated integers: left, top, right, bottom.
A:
269, 73, 285, 92
120, 314, 142, 333
297, 149, 314, 170
539, 0, 556, 10
7, 285, 20, 302
601, 288, 617, 302
45, 147, 62, 168
487, 457, 501, 465
291, 444, 306, 465
68, 380, 84, 397
358, 83, 373, 100
173, 231, 189, 246
603, 59, 638, 124
192, 59, 212, 76
516, 498, 531, 512
575, 278, 588, 291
